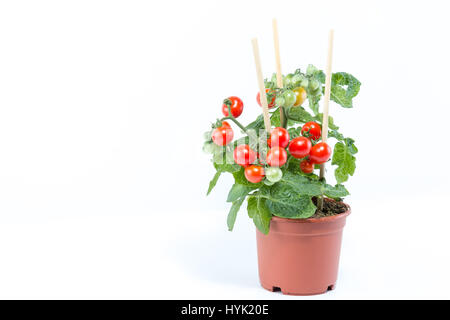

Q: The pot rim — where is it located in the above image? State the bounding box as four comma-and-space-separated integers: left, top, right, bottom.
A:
271, 202, 351, 224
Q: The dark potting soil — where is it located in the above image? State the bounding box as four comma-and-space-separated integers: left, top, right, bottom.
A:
311, 197, 348, 218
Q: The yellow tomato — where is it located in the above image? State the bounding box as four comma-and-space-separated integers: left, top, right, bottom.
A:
293, 87, 307, 106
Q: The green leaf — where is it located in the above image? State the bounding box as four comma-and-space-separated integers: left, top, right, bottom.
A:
287, 106, 314, 123
207, 171, 221, 195
227, 183, 253, 203
270, 109, 281, 127
254, 197, 271, 234
323, 184, 350, 199
260, 183, 317, 219
328, 129, 345, 141
247, 196, 258, 218
227, 196, 246, 231
245, 114, 264, 131
344, 138, 358, 154
330, 72, 361, 108
315, 113, 339, 130
332, 142, 356, 184
280, 171, 323, 196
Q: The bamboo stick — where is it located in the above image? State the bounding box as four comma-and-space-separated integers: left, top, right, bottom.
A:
318, 30, 334, 210
320, 29, 334, 144
272, 18, 285, 127
251, 38, 272, 133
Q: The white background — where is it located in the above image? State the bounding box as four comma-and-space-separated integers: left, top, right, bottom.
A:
0, 0, 449, 299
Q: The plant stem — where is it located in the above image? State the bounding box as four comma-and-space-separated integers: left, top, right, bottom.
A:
227, 117, 247, 133
317, 165, 326, 210
280, 107, 287, 128
220, 115, 247, 134
279, 107, 287, 128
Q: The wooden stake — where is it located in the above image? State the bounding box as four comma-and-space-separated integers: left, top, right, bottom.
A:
320, 29, 334, 144
318, 30, 334, 210
252, 38, 272, 133
272, 19, 283, 88
272, 18, 285, 127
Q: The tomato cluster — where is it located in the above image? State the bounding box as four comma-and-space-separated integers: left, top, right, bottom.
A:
289, 121, 331, 173
211, 94, 331, 185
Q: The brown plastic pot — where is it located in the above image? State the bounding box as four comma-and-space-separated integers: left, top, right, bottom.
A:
256, 203, 350, 295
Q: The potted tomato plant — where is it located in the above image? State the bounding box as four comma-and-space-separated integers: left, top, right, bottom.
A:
203, 65, 360, 295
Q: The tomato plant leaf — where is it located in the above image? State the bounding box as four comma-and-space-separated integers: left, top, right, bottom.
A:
314, 113, 339, 130
247, 196, 258, 219
260, 184, 317, 219
280, 171, 323, 196
254, 197, 271, 234
227, 196, 246, 231
245, 114, 264, 131
227, 183, 253, 203
330, 72, 361, 108
270, 109, 281, 128
206, 171, 222, 196
328, 129, 345, 141
332, 141, 356, 184
323, 184, 350, 199
287, 106, 314, 123
213, 162, 240, 174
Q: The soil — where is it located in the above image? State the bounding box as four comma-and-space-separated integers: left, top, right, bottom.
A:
311, 197, 348, 219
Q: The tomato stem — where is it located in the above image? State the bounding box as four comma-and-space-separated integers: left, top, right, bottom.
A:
280, 107, 287, 128
221, 105, 248, 133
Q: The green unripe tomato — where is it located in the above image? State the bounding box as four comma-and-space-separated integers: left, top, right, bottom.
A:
264, 179, 275, 186
300, 79, 309, 88
275, 96, 285, 107
306, 64, 318, 75
291, 74, 302, 86
283, 74, 293, 86
310, 79, 320, 91
265, 167, 283, 183
283, 90, 296, 107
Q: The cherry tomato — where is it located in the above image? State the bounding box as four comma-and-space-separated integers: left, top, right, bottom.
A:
300, 160, 315, 174
212, 126, 234, 146
301, 121, 322, 140
293, 87, 307, 106
221, 121, 231, 128
283, 90, 296, 107
233, 144, 256, 167
244, 165, 265, 183
222, 96, 244, 118
270, 127, 290, 148
309, 142, 331, 164
266, 146, 288, 167
265, 167, 283, 183
256, 88, 276, 109
288, 136, 312, 159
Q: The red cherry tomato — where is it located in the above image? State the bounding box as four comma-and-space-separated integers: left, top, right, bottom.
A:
244, 165, 265, 183
233, 144, 256, 167
256, 88, 276, 109
221, 121, 231, 128
301, 121, 322, 141
266, 146, 288, 167
270, 127, 290, 148
309, 142, 331, 164
222, 96, 244, 118
288, 136, 312, 159
300, 160, 315, 174
211, 126, 233, 146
